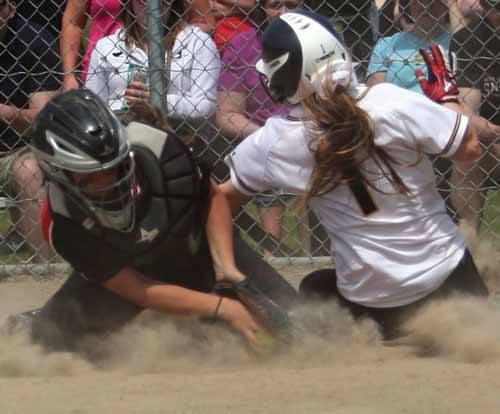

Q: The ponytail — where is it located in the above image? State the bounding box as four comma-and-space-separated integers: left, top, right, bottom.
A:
302, 82, 411, 206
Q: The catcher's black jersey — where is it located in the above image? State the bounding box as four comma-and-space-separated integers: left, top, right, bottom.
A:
42, 123, 214, 291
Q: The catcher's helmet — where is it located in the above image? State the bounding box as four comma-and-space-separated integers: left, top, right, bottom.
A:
256, 10, 351, 104
31, 89, 136, 232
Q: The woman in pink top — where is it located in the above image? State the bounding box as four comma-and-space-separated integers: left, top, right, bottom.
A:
61, 0, 122, 90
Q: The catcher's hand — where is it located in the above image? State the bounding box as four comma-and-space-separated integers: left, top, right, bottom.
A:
218, 277, 291, 334
415, 43, 459, 104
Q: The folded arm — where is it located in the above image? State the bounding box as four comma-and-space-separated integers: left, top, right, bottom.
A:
60, 0, 88, 90
0, 91, 57, 137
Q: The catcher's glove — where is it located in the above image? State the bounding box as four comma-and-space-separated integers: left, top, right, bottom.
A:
218, 277, 291, 334
415, 43, 459, 104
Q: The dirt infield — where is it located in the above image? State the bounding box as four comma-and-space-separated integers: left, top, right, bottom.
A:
1, 239, 500, 414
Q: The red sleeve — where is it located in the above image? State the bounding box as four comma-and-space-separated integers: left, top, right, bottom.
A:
214, 17, 254, 57
40, 195, 53, 244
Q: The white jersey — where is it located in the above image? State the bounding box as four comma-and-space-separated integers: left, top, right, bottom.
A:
85, 26, 220, 119
226, 83, 469, 308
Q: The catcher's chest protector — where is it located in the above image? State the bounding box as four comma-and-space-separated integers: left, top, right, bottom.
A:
49, 123, 210, 271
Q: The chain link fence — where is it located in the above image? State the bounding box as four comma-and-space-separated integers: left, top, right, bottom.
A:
0, 0, 498, 277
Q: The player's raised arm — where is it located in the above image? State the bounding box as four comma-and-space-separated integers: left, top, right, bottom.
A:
416, 44, 500, 150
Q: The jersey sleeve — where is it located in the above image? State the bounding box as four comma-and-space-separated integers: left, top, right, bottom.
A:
395, 86, 469, 157
225, 127, 275, 196
166, 28, 221, 119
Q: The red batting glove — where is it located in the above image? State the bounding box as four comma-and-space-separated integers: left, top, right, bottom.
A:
415, 44, 459, 104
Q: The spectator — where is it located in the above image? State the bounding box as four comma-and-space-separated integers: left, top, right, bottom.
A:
366, 0, 456, 217
210, 0, 256, 56
458, 0, 485, 17
448, 0, 500, 235
0, 0, 61, 261
85, 0, 220, 140
367, 0, 451, 93
311, 0, 376, 78
15, 0, 66, 38
187, 0, 217, 33
217, 0, 308, 254
60, 0, 122, 90
217, 0, 300, 139
61, 0, 216, 91
377, 0, 413, 39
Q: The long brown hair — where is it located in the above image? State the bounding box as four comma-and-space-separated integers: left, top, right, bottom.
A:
302, 81, 411, 206
119, 0, 186, 50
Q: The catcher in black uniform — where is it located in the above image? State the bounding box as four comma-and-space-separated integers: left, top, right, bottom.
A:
9, 90, 298, 352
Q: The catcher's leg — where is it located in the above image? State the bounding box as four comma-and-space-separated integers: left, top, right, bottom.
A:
14, 271, 142, 352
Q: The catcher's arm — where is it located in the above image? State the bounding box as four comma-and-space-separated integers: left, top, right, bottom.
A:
206, 179, 291, 334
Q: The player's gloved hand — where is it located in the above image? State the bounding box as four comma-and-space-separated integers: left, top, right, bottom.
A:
415, 43, 459, 104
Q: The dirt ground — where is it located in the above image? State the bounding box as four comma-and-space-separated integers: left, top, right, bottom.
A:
1, 242, 500, 414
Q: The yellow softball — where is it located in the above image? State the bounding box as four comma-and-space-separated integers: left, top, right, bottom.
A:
255, 331, 278, 352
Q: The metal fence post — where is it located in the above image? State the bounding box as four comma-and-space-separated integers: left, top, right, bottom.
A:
147, 0, 167, 113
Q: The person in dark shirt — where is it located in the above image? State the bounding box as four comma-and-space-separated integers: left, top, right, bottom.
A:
8, 90, 298, 354
311, 0, 375, 78
452, 0, 499, 126
449, 0, 500, 236
0, 0, 62, 260
14, 0, 66, 38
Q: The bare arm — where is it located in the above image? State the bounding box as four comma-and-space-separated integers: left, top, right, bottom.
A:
216, 90, 260, 139
205, 179, 246, 283
104, 266, 263, 344
0, 91, 57, 137
456, 89, 499, 145
366, 71, 386, 87
60, 0, 88, 90
217, 180, 291, 333
455, 88, 500, 150
458, 87, 482, 115
219, 180, 251, 213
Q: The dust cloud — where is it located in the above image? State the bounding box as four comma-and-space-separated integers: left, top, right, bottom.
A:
1, 230, 500, 412
1, 294, 500, 379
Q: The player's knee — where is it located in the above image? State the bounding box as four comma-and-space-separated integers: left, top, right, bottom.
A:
298, 269, 337, 301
